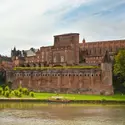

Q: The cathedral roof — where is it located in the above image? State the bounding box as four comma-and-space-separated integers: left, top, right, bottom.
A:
54, 33, 79, 37
24, 49, 38, 57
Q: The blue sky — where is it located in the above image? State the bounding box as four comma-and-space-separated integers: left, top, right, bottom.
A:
0, 0, 125, 56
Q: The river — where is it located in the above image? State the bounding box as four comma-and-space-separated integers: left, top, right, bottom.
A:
0, 102, 125, 125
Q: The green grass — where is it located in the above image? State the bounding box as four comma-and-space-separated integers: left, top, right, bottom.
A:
0, 92, 125, 101
33, 93, 125, 101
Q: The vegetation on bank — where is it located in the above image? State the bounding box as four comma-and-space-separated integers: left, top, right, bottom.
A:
113, 49, 125, 94
33, 93, 125, 101
0, 85, 125, 101
13, 65, 100, 70
1, 49, 125, 101
0, 85, 34, 98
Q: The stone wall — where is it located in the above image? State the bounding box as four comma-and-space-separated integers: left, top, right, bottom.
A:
80, 39, 125, 64
6, 67, 113, 95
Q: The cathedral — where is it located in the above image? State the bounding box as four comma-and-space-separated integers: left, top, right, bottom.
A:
11, 33, 125, 67
5, 33, 125, 95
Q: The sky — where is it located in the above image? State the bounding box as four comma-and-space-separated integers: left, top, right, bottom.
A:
0, 0, 125, 56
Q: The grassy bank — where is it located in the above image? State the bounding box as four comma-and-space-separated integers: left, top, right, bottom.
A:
34, 93, 125, 101
0, 86, 125, 103
0, 92, 125, 101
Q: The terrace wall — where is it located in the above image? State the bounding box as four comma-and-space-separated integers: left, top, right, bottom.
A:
6, 66, 114, 95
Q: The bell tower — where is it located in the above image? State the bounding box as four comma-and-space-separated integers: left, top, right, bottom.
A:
101, 51, 114, 95
11, 46, 17, 61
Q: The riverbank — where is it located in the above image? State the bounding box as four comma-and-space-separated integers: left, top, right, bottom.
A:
0, 98, 125, 104
0, 93, 125, 104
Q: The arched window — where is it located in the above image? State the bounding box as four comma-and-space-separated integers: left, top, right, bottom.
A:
19, 80, 22, 85
61, 56, 64, 62
53, 56, 56, 63
38, 81, 41, 85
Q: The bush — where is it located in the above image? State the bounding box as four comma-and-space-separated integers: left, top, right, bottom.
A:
30, 92, 34, 97
18, 92, 22, 97
4, 86, 10, 91
101, 98, 106, 102
11, 91, 15, 96
5, 91, 10, 97
22, 88, 29, 95
0, 87, 3, 95
14, 90, 22, 97
18, 85, 23, 92
2, 91, 5, 96
14, 90, 19, 96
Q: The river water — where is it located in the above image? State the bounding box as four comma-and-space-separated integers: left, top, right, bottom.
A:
0, 102, 125, 125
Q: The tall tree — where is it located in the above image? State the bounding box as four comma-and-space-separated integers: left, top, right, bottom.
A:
113, 49, 125, 93
114, 49, 125, 77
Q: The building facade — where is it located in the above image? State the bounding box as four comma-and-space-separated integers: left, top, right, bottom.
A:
11, 33, 80, 67
6, 33, 121, 95
11, 33, 125, 66
6, 51, 113, 95
0, 55, 13, 70
80, 39, 125, 64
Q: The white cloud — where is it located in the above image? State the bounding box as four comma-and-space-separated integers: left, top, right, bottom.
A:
0, 0, 90, 56
0, 0, 125, 56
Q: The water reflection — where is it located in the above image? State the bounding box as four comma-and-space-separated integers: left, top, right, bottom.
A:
0, 102, 125, 125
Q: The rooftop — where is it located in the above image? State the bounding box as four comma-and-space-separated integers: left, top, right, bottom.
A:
0, 55, 12, 62
54, 33, 79, 37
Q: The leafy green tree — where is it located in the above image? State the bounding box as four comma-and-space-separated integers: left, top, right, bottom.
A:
113, 49, 125, 93
0, 82, 13, 89
114, 49, 125, 76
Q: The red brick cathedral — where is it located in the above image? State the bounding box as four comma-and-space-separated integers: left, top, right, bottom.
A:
6, 33, 125, 95
11, 33, 125, 67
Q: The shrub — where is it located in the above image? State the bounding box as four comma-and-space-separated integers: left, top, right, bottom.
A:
11, 91, 15, 96
22, 88, 29, 95
18, 92, 22, 97
30, 92, 34, 97
0, 87, 3, 95
14, 90, 19, 96
18, 85, 23, 92
5, 91, 10, 97
4, 86, 10, 91
14, 90, 22, 97
2, 91, 5, 96
101, 98, 106, 102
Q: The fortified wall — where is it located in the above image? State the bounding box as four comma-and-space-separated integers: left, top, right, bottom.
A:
6, 56, 114, 95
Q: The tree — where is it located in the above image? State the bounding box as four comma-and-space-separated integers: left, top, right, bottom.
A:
114, 49, 125, 77
113, 49, 125, 93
